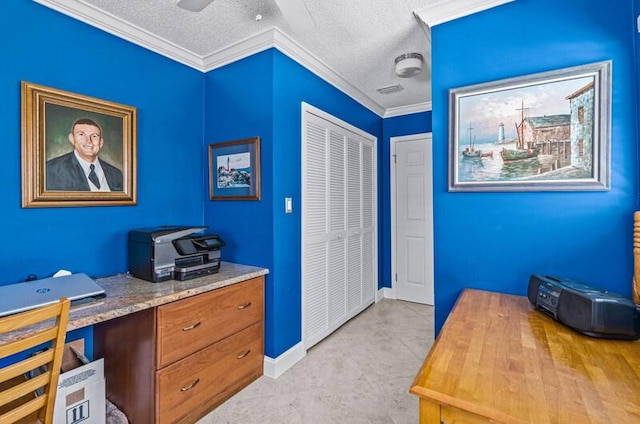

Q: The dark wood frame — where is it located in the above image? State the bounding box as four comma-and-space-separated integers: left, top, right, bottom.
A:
208, 137, 261, 200
21, 81, 137, 207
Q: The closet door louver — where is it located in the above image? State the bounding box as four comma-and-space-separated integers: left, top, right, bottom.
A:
328, 129, 347, 328
346, 135, 362, 314
303, 107, 377, 350
361, 142, 375, 305
303, 121, 329, 342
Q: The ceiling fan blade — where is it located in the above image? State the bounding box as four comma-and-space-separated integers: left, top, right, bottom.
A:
176, 0, 215, 12
273, 0, 314, 31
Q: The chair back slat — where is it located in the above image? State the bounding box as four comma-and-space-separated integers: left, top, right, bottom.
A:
0, 372, 51, 407
0, 350, 55, 383
633, 211, 640, 305
0, 395, 47, 423
0, 328, 58, 360
0, 298, 70, 424
0, 301, 65, 333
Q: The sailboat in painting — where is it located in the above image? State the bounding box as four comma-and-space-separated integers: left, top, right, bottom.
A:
462, 123, 482, 158
500, 100, 539, 162
462, 123, 492, 159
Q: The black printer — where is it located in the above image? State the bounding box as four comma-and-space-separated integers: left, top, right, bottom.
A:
128, 226, 225, 283
528, 274, 640, 340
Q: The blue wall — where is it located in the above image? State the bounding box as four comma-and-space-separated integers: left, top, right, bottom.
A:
1, 1, 205, 285
381, 112, 432, 289
6, 0, 637, 364
2, 1, 205, 353
205, 49, 382, 357
203, 51, 277, 355
3, 2, 396, 362
431, 0, 639, 332
271, 52, 381, 356
203, 51, 275, 269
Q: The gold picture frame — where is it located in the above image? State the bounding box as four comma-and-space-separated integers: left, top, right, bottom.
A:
21, 81, 137, 207
208, 137, 261, 200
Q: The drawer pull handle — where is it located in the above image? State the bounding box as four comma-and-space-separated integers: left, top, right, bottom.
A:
237, 302, 252, 310
180, 378, 200, 392
236, 349, 251, 359
182, 321, 201, 331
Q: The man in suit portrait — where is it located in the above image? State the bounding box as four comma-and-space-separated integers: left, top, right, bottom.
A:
46, 118, 123, 191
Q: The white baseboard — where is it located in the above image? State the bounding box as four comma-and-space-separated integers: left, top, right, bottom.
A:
376, 287, 384, 302
263, 342, 306, 379
376, 286, 396, 302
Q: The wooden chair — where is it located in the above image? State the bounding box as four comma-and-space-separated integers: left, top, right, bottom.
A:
634, 211, 640, 305
0, 298, 70, 424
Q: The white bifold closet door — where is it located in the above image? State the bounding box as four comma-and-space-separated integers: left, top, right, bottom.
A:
302, 104, 377, 350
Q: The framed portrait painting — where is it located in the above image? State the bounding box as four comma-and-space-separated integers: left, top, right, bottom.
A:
21, 81, 137, 207
209, 137, 261, 200
448, 61, 611, 192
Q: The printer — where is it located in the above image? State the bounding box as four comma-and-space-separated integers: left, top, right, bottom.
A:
128, 226, 226, 283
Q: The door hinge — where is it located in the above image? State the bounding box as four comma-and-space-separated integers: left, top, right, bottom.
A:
395, 273, 397, 281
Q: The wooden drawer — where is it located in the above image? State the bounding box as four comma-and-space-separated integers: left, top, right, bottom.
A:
157, 277, 264, 368
156, 321, 263, 424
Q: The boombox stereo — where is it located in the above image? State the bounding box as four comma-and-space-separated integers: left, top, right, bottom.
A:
527, 274, 640, 340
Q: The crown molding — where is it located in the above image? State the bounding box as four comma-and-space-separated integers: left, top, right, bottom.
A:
415, 0, 515, 27
200, 28, 275, 71
32, 0, 428, 118
32, 0, 205, 70
199, 28, 385, 116
384, 101, 432, 118
271, 28, 386, 117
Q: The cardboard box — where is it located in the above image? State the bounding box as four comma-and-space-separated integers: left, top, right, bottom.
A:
54, 352, 106, 424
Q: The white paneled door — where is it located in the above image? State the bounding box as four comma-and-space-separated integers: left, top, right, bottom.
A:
302, 103, 377, 350
392, 134, 434, 305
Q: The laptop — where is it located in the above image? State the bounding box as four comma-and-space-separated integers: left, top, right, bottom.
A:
0, 273, 106, 317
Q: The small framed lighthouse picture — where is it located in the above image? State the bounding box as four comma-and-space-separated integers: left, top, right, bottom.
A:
448, 61, 611, 192
208, 137, 261, 200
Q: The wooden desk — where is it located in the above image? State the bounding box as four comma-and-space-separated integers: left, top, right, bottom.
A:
0, 262, 269, 424
0, 262, 268, 344
410, 289, 640, 424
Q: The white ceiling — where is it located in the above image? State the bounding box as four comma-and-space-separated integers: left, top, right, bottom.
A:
32, 0, 514, 117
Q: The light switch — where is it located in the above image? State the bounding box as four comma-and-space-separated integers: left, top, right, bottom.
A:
285, 197, 293, 214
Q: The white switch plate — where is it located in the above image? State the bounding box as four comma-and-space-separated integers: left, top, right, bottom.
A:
285, 197, 293, 214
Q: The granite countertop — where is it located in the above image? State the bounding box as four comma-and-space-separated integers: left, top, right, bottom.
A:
0, 262, 268, 343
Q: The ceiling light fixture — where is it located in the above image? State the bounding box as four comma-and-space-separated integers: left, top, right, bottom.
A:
394, 53, 423, 78
176, 0, 215, 12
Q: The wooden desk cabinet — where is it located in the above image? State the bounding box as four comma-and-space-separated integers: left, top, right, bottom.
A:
95, 276, 264, 424
411, 289, 640, 424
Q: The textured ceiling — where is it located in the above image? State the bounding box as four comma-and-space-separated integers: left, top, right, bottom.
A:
32, 0, 513, 116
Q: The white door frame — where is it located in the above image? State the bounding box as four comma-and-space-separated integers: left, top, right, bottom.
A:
390, 132, 434, 304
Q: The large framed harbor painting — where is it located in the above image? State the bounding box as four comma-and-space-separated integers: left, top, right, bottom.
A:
448, 61, 611, 192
